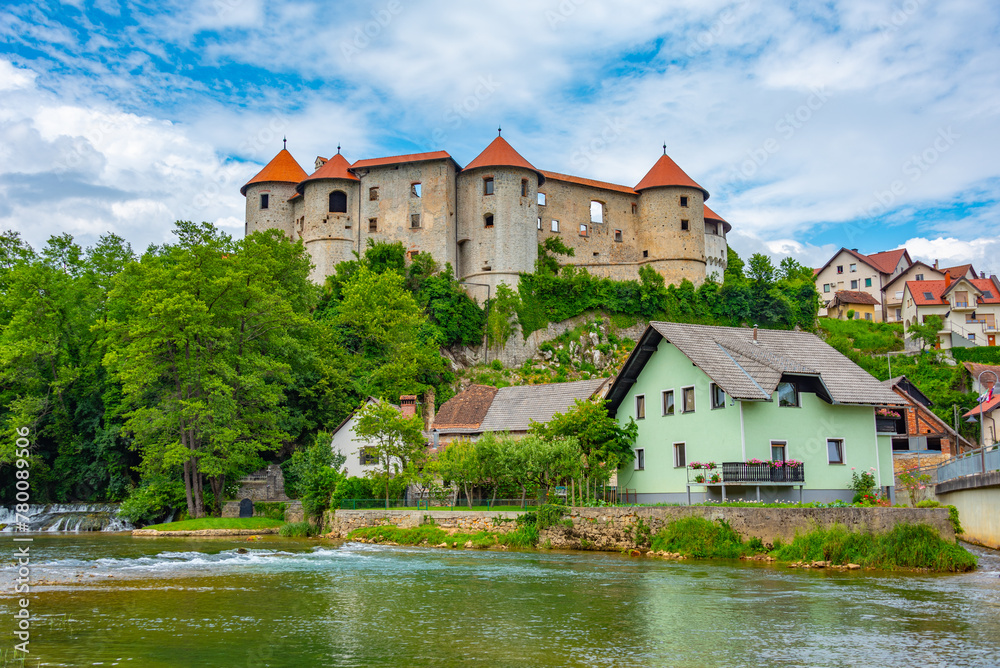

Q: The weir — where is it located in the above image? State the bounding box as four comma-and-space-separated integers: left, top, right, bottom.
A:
0, 503, 133, 532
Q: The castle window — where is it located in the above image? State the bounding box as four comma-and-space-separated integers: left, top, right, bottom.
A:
483, 177, 494, 195
329, 190, 347, 213
681, 219, 689, 231
521, 179, 528, 197
614, 229, 622, 243
538, 192, 546, 206
551, 220, 559, 233
579, 224, 588, 237
643, 250, 649, 258
260, 193, 269, 209
369, 187, 379, 201
537, 217, 542, 230
631, 203, 637, 214
411, 214, 421, 229
411, 183, 421, 198
590, 201, 604, 223
484, 214, 494, 228
680, 196, 688, 207
369, 218, 378, 233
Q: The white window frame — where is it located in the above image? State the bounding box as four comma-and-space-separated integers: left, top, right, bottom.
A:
827, 437, 845, 465
634, 448, 645, 471
661, 389, 675, 416
681, 385, 696, 414
673, 442, 686, 469
635, 394, 645, 420
538, 192, 546, 206
850, 263, 857, 272
551, 219, 560, 233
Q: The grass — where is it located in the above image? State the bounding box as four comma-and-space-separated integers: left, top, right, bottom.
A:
771, 523, 977, 572
142, 517, 285, 531
278, 521, 317, 537
347, 523, 539, 549
651, 517, 754, 559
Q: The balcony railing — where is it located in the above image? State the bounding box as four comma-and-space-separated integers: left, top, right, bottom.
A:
688, 462, 805, 485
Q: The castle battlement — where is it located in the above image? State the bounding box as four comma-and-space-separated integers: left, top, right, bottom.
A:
242, 135, 731, 292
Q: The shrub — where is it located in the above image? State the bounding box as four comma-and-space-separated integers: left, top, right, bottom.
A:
279, 521, 317, 538
650, 517, 748, 559
118, 476, 187, 525
253, 502, 287, 521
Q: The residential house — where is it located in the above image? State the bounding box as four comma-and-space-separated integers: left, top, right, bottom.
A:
605, 322, 905, 503
330, 395, 421, 478
901, 275, 1000, 349
430, 378, 609, 447
963, 362, 1000, 396
814, 247, 910, 321
882, 261, 978, 322
880, 376, 973, 456
827, 290, 879, 321
964, 397, 999, 447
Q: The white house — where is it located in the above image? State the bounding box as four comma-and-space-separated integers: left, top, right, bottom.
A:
901, 275, 1000, 349
330, 396, 419, 478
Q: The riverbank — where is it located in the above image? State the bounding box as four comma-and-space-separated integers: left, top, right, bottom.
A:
132, 517, 284, 536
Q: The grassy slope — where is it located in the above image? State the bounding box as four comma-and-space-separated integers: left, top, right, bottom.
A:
143, 517, 285, 531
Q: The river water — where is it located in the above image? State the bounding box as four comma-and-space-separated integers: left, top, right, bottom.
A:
1, 534, 998, 667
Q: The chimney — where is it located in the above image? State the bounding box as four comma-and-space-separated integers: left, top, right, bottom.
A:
423, 388, 435, 431
852, 248, 858, 252
752, 325, 758, 343
933, 259, 939, 270
981, 271, 986, 279
399, 395, 417, 418
943, 271, 951, 284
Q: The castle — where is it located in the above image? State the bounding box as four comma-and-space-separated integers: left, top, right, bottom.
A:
241, 134, 731, 293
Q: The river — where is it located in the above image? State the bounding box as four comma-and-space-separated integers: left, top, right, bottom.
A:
1, 534, 998, 667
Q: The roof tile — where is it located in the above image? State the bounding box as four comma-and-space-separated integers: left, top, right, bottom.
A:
634, 152, 708, 199
241, 149, 308, 195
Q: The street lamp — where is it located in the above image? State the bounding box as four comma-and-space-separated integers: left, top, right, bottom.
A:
976, 370, 998, 472
461, 281, 491, 365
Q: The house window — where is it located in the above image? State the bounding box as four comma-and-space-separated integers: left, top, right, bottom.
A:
590, 201, 604, 223
915, 273, 924, 280
369, 187, 379, 201
329, 190, 347, 213
521, 179, 528, 197
711, 383, 725, 409
631, 203, 637, 214
615, 229, 622, 242
771, 441, 787, 462
538, 192, 546, 206
850, 263, 857, 272
673, 443, 686, 468
823, 284, 831, 293
369, 218, 378, 233
865, 313, 872, 321
360, 447, 377, 466
895, 308, 902, 320
484, 177, 494, 195
681, 219, 689, 231
827, 438, 844, 464
680, 196, 688, 207
484, 214, 494, 228
837, 265, 843, 274
410, 214, 421, 229
682, 386, 695, 413
969, 333, 976, 341
579, 224, 588, 236
260, 193, 269, 209
635, 448, 645, 471
635, 394, 645, 419
777, 382, 799, 407
662, 390, 674, 416
851, 280, 859, 289
551, 220, 560, 233
537, 217, 542, 230
411, 183, 421, 198
865, 278, 873, 287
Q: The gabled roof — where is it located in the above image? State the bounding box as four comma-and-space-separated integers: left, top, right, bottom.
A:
432, 385, 498, 432
882, 376, 932, 407
865, 248, 911, 274
476, 379, 608, 433
963, 363, 1000, 385
605, 322, 904, 411
330, 397, 396, 437
703, 204, 732, 234
882, 261, 941, 292
634, 152, 709, 199
964, 395, 1000, 418
297, 153, 358, 193
940, 264, 976, 280
906, 277, 1000, 306
540, 170, 635, 195
350, 150, 459, 172
241, 149, 308, 195
830, 290, 880, 306
463, 136, 545, 185
884, 377, 975, 450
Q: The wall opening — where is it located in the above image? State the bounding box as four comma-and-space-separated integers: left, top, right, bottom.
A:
484, 214, 494, 228
410, 214, 421, 229
483, 177, 494, 195
590, 200, 604, 223
329, 190, 347, 213
260, 193, 269, 209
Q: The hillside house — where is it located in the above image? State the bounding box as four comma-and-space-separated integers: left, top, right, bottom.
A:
901, 275, 1000, 349
814, 247, 910, 321
827, 290, 880, 321
880, 376, 973, 456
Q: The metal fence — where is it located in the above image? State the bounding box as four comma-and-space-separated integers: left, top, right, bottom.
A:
337, 498, 544, 511
935, 444, 1000, 484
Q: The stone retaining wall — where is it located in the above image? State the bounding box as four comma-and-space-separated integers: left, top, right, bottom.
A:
329, 506, 955, 551
222, 500, 303, 523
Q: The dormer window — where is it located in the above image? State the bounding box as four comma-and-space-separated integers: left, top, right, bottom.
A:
260, 194, 269, 209
483, 177, 494, 195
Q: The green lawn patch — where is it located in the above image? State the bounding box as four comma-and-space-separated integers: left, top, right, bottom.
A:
347, 523, 538, 549
143, 517, 285, 531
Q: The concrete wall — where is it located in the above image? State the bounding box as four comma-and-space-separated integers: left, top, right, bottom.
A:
937, 472, 1000, 549
328, 506, 955, 551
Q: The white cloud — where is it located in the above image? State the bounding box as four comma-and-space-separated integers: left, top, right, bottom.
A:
0, 59, 36, 91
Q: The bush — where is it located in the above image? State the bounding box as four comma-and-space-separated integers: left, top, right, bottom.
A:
279, 521, 317, 538
253, 502, 287, 521
118, 476, 187, 525
650, 517, 753, 559
952, 347, 1000, 364
283, 432, 343, 521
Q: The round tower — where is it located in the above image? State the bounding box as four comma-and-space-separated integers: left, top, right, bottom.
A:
241, 146, 308, 240
296, 152, 360, 283
703, 204, 731, 283
456, 134, 542, 294
634, 149, 709, 286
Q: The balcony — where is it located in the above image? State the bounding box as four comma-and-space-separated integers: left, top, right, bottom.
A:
952, 301, 975, 312
688, 462, 805, 485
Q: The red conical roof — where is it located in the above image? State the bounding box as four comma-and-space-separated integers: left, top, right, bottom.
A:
635, 151, 708, 199
463, 136, 545, 185
297, 153, 358, 193
241, 149, 308, 195
703, 204, 731, 233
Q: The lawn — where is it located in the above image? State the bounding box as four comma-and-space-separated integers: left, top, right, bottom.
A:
142, 517, 285, 531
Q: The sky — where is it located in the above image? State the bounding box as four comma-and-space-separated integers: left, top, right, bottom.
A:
1, 0, 999, 273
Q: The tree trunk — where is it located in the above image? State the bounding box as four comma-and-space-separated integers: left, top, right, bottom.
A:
464, 483, 473, 509
183, 459, 195, 519
491, 485, 498, 506
192, 464, 204, 518
570, 478, 575, 507
520, 485, 526, 507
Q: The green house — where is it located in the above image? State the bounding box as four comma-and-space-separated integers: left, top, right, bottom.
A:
606, 322, 906, 503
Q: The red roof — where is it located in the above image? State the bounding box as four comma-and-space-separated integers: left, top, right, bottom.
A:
540, 170, 635, 195
907, 278, 1000, 305
964, 395, 1000, 418
703, 204, 732, 233
241, 149, 308, 195
940, 264, 975, 280
350, 150, 457, 171
634, 152, 708, 199
297, 153, 358, 194
865, 248, 910, 274
464, 136, 544, 184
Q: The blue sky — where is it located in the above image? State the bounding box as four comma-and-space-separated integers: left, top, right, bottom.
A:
2, 0, 999, 271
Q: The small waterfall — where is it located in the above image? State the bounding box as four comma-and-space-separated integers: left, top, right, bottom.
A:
0, 504, 134, 532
